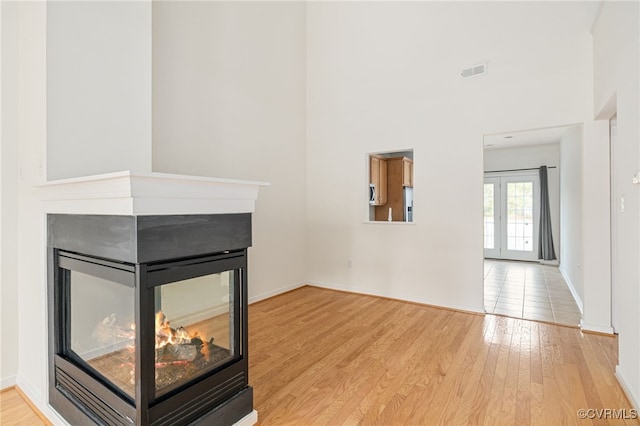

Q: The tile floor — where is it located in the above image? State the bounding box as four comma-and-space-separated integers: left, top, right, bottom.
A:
484, 259, 582, 327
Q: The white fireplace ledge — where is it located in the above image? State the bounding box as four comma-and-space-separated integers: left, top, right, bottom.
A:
39, 171, 270, 216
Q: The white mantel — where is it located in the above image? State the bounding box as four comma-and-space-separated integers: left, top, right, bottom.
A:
39, 171, 270, 215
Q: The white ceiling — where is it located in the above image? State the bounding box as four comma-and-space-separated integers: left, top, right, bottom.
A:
483, 125, 580, 150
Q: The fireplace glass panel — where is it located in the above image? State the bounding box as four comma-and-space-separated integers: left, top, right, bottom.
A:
69, 271, 136, 399
154, 271, 236, 396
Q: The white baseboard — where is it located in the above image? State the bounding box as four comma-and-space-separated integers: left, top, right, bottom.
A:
559, 265, 584, 313
1, 375, 17, 390
616, 365, 640, 411
234, 409, 258, 426
579, 320, 614, 335
307, 280, 485, 315
249, 281, 306, 305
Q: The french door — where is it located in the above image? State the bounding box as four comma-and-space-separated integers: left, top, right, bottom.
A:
484, 174, 540, 261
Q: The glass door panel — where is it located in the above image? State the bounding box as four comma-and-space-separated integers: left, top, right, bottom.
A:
501, 175, 539, 261
506, 182, 534, 251
70, 271, 136, 399
154, 271, 237, 397
483, 177, 501, 258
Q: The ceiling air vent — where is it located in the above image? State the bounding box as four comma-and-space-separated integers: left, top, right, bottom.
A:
461, 63, 487, 78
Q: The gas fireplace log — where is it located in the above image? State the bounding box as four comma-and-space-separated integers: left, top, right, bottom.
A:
156, 344, 198, 363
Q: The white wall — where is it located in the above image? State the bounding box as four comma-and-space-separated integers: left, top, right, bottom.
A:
13, 1, 58, 418
46, 1, 152, 180
0, 0, 20, 390
559, 126, 584, 309
484, 143, 561, 260
306, 2, 592, 312
593, 0, 640, 409
151, 1, 308, 302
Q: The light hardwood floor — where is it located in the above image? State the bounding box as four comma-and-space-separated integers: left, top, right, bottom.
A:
250, 286, 636, 425
2, 286, 637, 425
0, 387, 51, 426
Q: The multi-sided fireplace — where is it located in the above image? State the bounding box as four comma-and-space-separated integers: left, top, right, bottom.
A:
42, 172, 266, 426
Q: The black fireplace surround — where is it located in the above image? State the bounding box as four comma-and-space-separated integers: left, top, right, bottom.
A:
47, 214, 254, 426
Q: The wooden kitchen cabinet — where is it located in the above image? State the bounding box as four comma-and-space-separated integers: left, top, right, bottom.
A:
402, 158, 413, 187
375, 156, 412, 221
369, 155, 387, 206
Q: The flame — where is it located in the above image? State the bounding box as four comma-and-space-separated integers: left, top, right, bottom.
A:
155, 310, 193, 349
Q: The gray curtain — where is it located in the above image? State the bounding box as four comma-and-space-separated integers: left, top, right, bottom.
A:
538, 166, 557, 260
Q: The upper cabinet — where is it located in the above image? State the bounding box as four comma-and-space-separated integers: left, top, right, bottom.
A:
368, 150, 414, 222
402, 157, 413, 188
377, 156, 412, 221
369, 155, 388, 206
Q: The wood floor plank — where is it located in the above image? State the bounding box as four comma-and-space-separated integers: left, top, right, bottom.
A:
530, 321, 544, 385
530, 382, 545, 425
482, 317, 515, 425
468, 324, 501, 424
516, 320, 532, 425
539, 320, 557, 380
497, 318, 522, 425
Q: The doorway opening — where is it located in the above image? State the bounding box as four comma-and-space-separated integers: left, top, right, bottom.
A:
482, 125, 583, 326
